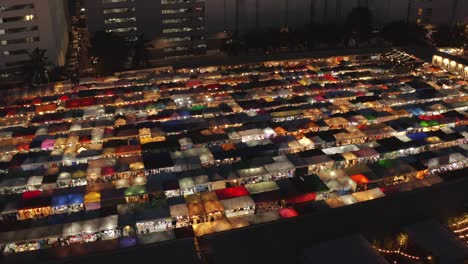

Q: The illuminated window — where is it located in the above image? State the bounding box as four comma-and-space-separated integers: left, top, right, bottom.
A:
102, 0, 134, 3
25, 14, 34, 20
104, 17, 136, 24
103, 7, 135, 14
161, 8, 190, 14
106, 27, 137, 33
162, 18, 190, 24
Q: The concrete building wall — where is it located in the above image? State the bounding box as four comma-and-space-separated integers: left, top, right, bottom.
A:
83, 0, 467, 58
0, 0, 69, 74
414, 0, 468, 25
204, 0, 466, 35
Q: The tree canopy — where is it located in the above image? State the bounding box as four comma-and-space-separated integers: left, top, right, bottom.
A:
90, 31, 129, 76
23, 48, 50, 86
381, 21, 427, 45
344, 7, 373, 41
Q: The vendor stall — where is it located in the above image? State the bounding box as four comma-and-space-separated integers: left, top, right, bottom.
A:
124, 185, 148, 203
84, 191, 101, 210
169, 203, 190, 228
220, 195, 255, 218
135, 207, 172, 234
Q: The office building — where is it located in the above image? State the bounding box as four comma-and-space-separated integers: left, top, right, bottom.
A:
208, 0, 467, 35
0, 0, 69, 79
83, 0, 207, 58
83, 0, 467, 59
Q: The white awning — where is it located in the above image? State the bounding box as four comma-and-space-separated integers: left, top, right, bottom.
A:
221, 196, 255, 211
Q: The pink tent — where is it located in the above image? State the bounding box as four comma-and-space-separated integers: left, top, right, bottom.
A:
41, 138, 56, 150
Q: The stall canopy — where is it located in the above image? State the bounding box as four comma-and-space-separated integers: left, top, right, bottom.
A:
245, 181, 280, 194
215, 186, 249, 200
124, 185, 147, 196
188, 202, 205, 216
169, 204, 189, 218
84, 192, 101, 203
351, 188, 385, 202
220, 196, 255, 211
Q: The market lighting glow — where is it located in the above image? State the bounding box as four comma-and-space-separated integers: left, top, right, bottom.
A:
0, 50, 466, 256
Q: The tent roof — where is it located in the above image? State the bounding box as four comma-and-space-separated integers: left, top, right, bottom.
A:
220, 196, 255, 211
245, 181, 279, 194
215, 186, 249, 200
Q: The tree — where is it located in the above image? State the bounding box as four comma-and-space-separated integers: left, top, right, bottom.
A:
90, 31, 129, 76
24, 48, 50, 86
344, 7, 373, 41
132, 34, 150, 69
381, 21, 427, 45
49, 66, 68, 82
432, 24, 467, 47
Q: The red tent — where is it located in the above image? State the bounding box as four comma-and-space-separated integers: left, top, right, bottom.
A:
350, 174, 370, 185
286, 192, 316, 204
215, 186, 249, 200
279, 208, 299, 218
66, 97, 95, 108
22, 190, 42, 200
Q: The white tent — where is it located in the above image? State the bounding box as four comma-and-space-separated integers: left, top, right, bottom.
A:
245, 181, 279, 194
352, 188, 385, 202
169, 204, 189, 218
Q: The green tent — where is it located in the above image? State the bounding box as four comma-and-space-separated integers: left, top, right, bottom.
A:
377, 159, 393, 169
190, 105, 206, 111
419, 120, 429, 127
125, 185, 147, 196
428, 120, 439, 126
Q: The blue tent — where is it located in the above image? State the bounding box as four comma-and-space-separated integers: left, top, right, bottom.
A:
407, 132, 428, 141
67, 193, 84, 204
51, 195, 68, 207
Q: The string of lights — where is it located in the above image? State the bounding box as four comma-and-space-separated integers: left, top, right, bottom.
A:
373, 247, 421, 260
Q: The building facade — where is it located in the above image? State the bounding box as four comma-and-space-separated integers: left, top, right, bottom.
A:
83, 0, 207, 59
83, 0, 467, 59
207, 0, 467, 35
0, 0, 69, 79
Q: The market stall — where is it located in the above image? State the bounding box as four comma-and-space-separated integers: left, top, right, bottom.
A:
124, 185, 148, 203
135, 207, 172, 234
84, 191, 101, 210
220, 195, 255, 218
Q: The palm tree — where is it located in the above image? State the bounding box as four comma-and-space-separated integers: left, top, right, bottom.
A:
24, 48, 50, 86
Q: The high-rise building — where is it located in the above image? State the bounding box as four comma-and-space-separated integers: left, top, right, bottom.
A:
208, 0, 467, 35
83, 0, 467, 59
414, 0, 468, 25
83, 0, 207, 58
0, 0, 69, 79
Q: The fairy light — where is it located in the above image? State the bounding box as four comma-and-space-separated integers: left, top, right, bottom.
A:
373, 246, 421, 260
453, 226, 468, 233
